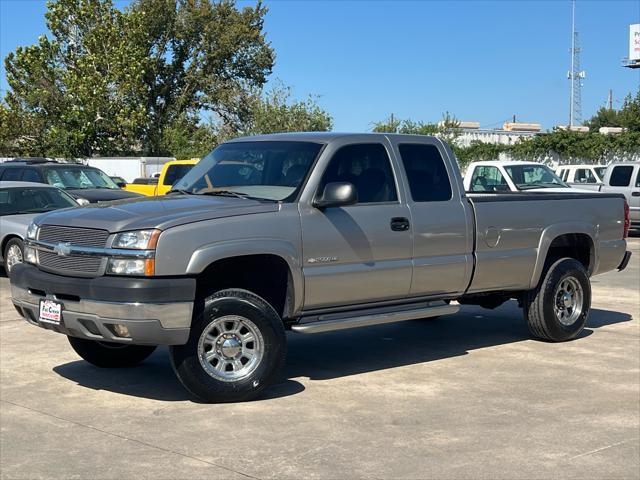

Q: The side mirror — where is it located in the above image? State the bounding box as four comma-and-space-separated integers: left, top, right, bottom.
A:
76, 197, 90, 206
313, 182, 358, 209
116, 181, 127, 188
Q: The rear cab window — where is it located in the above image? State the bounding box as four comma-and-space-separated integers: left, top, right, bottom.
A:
609, 166, 634, 187
398, 144, 452, 201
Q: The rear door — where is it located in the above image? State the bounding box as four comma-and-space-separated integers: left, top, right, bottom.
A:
392, 139, 474, 297
299, 140, 413, 309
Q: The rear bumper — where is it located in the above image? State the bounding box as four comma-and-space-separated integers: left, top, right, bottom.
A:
617, 251, 632, 272
10, 263, 195, 345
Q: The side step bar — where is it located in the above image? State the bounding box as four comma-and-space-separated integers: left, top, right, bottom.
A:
291, 302, 459, 334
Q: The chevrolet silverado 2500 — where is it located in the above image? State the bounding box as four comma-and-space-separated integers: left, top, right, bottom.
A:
10, 133, 632, 402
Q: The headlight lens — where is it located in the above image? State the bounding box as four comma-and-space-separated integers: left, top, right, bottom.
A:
26, 223, 39, 240
112, 229, 160, 250
106, 258, 155, 276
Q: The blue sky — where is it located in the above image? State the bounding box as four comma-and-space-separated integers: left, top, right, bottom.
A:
1, 0, 639, 131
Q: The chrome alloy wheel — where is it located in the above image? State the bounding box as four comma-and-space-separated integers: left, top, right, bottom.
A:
6, 244, 23, 273
197, 315, 264, 382
554, 276, 584, 326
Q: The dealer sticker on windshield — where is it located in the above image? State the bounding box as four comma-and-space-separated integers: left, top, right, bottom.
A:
39, 299, 62, 325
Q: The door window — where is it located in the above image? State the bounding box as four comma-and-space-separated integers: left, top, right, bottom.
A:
609, 166, 634, 187
22, 169, 42, 182
469, 166, 509, 192
319, 144, 398, 203
575, 168, 597, 183
398, 144, 452, 201
1, 168, 23, 181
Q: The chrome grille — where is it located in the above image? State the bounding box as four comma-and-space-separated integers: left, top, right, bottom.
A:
39, 251, 103, 275
39, 225, 109, 248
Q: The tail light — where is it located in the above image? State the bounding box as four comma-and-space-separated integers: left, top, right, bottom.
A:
623, 200, 630, 238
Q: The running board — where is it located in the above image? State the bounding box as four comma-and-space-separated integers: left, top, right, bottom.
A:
291, 302, 459, 334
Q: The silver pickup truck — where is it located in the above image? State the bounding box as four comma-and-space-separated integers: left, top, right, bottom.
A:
10, 133, 632, 403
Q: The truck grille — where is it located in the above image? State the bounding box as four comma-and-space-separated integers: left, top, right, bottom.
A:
39, 251, 103, 275
39, 225, 109, 248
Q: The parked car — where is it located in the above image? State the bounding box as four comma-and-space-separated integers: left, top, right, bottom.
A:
599, 161, 640, 231
124, 159, 197, 196
10, 133, 631, 403
463, 161, 585, 193
0, 181, 79, 276
0, 159, 143, 203
555, 164, 606, 191
110, 176, 128, 188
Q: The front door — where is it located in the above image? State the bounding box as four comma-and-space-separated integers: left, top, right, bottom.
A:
300, 142, 413, 309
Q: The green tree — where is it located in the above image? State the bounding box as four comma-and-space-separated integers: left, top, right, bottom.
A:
2, 0, 274, 158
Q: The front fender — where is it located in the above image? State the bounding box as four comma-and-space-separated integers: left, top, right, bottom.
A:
185, 238, 303, 313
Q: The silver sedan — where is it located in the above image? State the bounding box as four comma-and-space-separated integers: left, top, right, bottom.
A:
0, 181, 79, 276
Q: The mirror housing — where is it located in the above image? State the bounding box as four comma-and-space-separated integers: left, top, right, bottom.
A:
76, 197, 90, 206
313, 182, 358, 209
115, 181, 127, 188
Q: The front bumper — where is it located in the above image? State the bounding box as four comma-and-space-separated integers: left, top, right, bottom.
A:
10, 263, 195, 346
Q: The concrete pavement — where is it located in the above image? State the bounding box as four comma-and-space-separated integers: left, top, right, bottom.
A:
1, 240, 638, 479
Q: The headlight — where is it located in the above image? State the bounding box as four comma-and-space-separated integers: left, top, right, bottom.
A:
24, 246, 38, 264
106, 258, 154, 276
112, 229, 160, 250
26, 223, 39, 240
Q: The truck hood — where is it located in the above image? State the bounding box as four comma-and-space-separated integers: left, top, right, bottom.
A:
35, 194, 280, 232
66, 188, 143, 203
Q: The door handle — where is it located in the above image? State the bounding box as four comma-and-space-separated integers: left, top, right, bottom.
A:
632, 192, 640, 197
390, 217, 410, 231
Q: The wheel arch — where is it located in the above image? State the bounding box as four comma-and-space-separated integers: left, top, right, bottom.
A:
530, 223, 596, 289
1, 234, 23, 262
187, 239, 302, 320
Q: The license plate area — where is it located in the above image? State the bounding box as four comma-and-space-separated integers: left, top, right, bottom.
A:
39, 299, 63, 325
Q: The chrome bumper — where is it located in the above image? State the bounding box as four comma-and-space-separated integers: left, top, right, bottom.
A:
11, 285, 192, 345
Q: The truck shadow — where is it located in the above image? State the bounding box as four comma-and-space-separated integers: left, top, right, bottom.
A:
52, 303, 632, 402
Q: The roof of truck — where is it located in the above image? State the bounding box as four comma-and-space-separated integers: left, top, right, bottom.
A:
227, 132, 439, 143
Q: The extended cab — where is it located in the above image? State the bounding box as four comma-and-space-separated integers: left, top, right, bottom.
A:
10, 133, 632, 403
123, 159, 197, 196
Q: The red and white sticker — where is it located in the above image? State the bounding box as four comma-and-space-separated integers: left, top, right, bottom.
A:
39, 300, 62, 325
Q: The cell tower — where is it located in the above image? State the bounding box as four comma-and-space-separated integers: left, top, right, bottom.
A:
568, 0, 586, 126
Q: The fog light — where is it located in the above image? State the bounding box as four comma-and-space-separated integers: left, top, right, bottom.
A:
24, 246, 38, 264
111, 324, 131, 338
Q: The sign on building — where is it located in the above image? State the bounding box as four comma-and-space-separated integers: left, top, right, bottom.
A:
631, 24, 640, 61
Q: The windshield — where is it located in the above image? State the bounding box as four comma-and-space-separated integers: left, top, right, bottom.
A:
45, 166, 120, 190
174, 141, 324, 201
504, 164, 568, 190
0, 187, 77, 215
594, 167, 607, 181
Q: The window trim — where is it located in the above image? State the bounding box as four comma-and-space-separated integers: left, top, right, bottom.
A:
314, 142, 401, 206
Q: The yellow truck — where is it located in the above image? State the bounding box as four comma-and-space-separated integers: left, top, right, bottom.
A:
124, 159, 198, 196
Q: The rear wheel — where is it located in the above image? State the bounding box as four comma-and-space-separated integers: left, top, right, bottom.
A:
67, 336, 156, 367
170, 289, 286, 403
523, 258, 591, 342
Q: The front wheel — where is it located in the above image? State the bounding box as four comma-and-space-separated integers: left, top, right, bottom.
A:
523, 258, 591, 342
4, 238, 24, 277
170, 289, 286, 403
68, 336, 156, 367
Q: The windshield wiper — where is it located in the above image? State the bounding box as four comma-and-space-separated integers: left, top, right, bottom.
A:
198, 190, 277, 202
167, 189, 193, 195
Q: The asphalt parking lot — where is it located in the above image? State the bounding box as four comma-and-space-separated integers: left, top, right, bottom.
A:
1, 240, 638, 480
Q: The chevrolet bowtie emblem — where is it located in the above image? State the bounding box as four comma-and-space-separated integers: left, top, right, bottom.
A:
54, 242, 72, 257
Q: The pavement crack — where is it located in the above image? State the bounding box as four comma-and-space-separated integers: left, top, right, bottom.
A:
567, 437, 639, 460
1, 399, 262, 480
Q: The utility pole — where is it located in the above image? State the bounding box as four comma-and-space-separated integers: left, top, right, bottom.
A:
607, 89, 613, 110
568, 0, 586, 126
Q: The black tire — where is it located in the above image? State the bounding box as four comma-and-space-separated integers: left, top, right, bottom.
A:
67, 336, 156, 367
169, 289, 286, 403
523, 258, 591, 342
3, 237, 24, 277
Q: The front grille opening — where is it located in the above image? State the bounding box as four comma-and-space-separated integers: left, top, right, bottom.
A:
13, 305, 23, 317
23, 309, 37, 323
78, 319, 101, 336
29, 288, 46, 297
55, 293, 81, 302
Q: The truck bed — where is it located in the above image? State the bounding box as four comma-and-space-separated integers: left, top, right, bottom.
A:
466, 192, 627, 293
